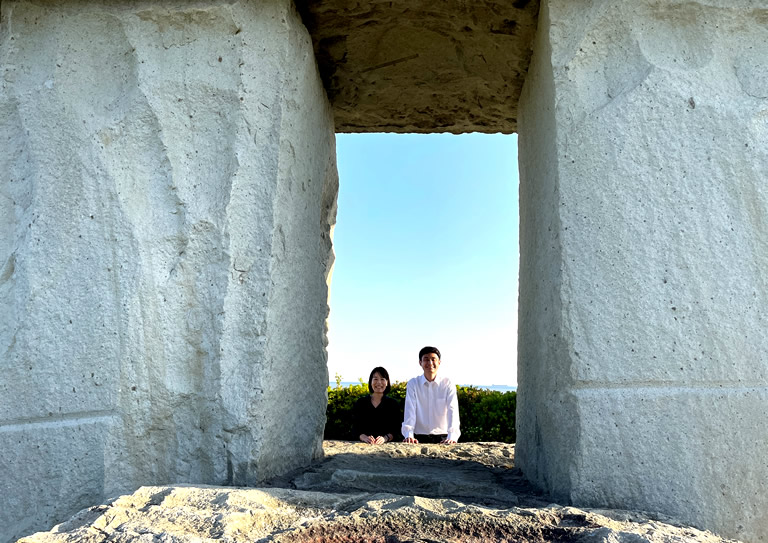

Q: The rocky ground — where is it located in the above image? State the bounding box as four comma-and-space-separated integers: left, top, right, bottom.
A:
20, 441, 739, 542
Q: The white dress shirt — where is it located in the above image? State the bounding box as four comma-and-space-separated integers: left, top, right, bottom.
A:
401, 374, 461, 441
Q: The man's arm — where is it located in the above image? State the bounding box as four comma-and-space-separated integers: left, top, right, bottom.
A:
443, 382, 460, 443
401, 380, 418, 443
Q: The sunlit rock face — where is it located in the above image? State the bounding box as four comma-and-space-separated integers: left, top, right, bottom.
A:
296, 0, 540, 133
517, 2, 768, 542
17, 442, 740, 543
0, 0, 337, 541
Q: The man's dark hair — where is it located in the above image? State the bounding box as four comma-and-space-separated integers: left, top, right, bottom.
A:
368, 366, 392, 395
418, 346, 441, 361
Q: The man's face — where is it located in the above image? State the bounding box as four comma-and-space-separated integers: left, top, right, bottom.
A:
419, 352, 441, 381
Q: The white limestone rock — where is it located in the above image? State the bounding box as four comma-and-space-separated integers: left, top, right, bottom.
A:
0, 1, 337, 541
18, 442, 740, 543
517, 2, 768, 542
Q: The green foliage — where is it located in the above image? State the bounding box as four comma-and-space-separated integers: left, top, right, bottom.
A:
456, 385, 516, 442
325, 381, 515, 443
325, 380, 370, 440
381, 381, 406, 403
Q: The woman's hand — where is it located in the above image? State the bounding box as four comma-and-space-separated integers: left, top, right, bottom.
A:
361, 434, 392, 444
403, 436, 419, 443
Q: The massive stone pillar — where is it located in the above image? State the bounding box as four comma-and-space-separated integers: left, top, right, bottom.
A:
517, 1, 768, 541
0, 1, 337, 540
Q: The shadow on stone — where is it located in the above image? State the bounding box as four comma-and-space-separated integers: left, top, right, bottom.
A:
266, 443, 548, 509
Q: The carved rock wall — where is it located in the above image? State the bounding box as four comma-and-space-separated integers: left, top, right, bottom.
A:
517, 2, 768, 542
297, 0, 540, 133
0, 1, 337, 541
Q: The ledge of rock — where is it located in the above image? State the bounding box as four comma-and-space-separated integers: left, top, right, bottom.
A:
20, 442, 740, 542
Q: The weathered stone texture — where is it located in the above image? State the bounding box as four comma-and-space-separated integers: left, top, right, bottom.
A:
17, 443, 741, 543
0, 1, 337, 541
517, 1, 768, 542
297, 0, 540, 133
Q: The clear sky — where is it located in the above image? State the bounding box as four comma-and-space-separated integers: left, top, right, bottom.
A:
326, 133, 519, 387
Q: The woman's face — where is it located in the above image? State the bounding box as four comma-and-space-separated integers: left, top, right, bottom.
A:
371, 372, 388, 393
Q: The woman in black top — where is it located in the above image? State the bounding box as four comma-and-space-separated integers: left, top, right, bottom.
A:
352, 367, 401, 444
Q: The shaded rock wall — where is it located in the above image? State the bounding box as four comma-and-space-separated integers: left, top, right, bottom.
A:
297, 0, 540, 133
517, 2, 768, 542
0, 1, 337, 541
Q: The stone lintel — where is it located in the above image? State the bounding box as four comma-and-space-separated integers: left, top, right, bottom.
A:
296, 0, 540, 133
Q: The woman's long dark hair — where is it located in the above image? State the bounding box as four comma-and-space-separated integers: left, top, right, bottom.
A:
368, 366, 391, 395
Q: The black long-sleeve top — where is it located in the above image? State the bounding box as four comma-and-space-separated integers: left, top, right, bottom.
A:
351, 395, 402, 440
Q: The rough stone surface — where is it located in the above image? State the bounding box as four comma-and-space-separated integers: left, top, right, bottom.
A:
0, 1, 337, 541
5, 0, 768, 542
516, 2, 768, 542
19, 442, 739, 543
296, 0, 540, 133
273, 440, 543, 509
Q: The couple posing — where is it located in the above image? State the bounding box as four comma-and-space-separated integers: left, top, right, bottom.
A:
352, 346, 461, 445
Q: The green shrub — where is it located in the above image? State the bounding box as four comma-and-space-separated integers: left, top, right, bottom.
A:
456, 385, 516, 442
324, 381, 515, 443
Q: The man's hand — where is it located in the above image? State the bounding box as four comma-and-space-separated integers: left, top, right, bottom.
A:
373, 435, 387, 444
440, 438, 457, 444
403, 436, 419, 443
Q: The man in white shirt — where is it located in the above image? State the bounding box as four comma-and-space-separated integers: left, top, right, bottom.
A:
401, 346, 461, 444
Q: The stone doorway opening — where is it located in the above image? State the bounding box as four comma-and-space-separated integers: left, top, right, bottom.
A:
326, 132, 520, 391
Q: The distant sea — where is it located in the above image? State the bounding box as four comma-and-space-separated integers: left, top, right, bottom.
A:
330, 381, 516, 392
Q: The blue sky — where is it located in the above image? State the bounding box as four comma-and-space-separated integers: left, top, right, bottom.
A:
327, 133, 519, 386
